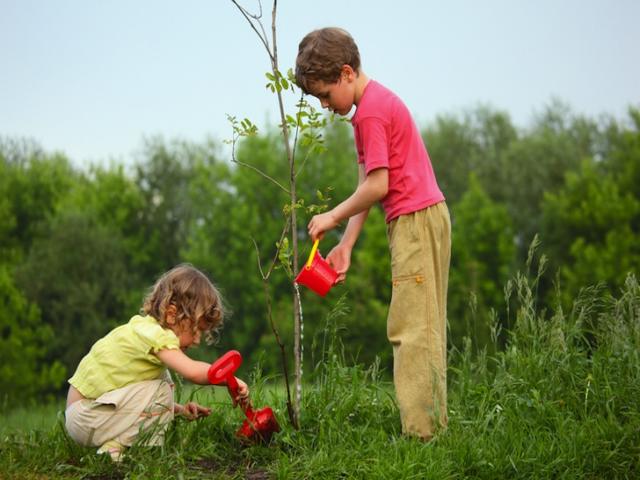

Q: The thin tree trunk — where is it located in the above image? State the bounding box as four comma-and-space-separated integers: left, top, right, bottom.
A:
231, 0, 302, 428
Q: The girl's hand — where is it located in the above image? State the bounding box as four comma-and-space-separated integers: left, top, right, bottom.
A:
176, 401, 211, 420
233, 378, 250, 408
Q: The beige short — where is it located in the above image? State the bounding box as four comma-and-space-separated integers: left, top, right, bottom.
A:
65, 379, 174, 448
387, 201, 451, 439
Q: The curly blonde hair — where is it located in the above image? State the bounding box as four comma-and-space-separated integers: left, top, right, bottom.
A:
142, 264, 226, 345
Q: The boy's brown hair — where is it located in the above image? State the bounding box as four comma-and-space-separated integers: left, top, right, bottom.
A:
295, 27, 361, 95
142, 264, 226, 344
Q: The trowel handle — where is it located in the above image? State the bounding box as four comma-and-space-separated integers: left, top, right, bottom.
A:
226, 375, 239, 396
226, 375, 254, 416
207, 350, 242, 385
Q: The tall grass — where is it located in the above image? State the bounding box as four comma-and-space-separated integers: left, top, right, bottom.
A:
1, 263, 639, 479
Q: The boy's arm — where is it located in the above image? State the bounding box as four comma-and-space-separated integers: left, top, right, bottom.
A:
326, 208, 368, 282
308, 165, 387, 241
336, 164, 374, 248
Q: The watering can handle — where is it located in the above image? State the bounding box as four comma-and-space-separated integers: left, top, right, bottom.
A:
305, 239, 320, 269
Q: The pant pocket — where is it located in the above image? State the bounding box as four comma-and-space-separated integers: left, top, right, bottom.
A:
387, 274, 427, 344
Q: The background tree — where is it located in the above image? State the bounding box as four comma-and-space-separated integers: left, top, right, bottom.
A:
542, 108, 640, 306
183, 131, 289, 370
426, 106, 517, 206
498, 102, 598, 261
448, 174, 516, 349
133, 138, 202, 279
0, 139, 76, 264
16, 212, 132, 375
0, 266, 66, 403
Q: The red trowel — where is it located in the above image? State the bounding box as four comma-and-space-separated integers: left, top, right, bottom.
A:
208, 350, 280, 443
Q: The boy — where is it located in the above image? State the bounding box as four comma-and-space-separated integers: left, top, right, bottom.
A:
295, 27, 451, 440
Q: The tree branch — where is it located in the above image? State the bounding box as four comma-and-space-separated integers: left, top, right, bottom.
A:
230, 0, 275, 63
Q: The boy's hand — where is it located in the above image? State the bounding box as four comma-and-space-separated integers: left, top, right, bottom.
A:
326, 244, 352, 283
308, 211, 339, 242
176, 401, 211, 421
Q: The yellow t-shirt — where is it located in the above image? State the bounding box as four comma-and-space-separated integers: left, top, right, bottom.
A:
69, 315, 180, 399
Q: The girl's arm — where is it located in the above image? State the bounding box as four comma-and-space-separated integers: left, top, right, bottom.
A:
156, 348, 211, 384
156, 348, 249, 403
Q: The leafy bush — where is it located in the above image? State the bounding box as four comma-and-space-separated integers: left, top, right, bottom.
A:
0, 266, 66, 405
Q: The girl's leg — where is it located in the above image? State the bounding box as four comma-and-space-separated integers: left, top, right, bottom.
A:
116, 378, 174, 448
65, 378, 175, 457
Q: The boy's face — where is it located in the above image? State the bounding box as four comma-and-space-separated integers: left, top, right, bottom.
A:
307, 66, 356, 116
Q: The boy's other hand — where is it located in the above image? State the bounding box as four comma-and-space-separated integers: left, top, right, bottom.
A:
326, 244, 352, 283
308, 211, 338, 241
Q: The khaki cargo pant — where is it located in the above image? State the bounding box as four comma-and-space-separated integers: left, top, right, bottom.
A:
65, 379, 174, 449
387, 201, 451, 439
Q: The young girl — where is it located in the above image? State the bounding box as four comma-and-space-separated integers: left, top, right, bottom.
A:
65, 264, 249, 461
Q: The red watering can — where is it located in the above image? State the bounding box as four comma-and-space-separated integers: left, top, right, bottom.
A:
294, 239, 338, 297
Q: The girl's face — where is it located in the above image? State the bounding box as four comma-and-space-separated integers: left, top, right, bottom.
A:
173, 319, 204, 350
166, 305, 207, 350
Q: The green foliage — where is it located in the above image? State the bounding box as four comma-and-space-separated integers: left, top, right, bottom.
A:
0, 266, 66, 403
15, 211, 132, 376
133, 138, 206, 278
426, 106, 518, 205
183, 131, 291, 367
337, 206, 391, 368
449, 174, 516, 349
542, 108, 640, 305
427, 101, 603, 262
265, 69, 294, 94
500, 102, 600, 259
0, 139, 76, 264
449, 269, 640, 478
64, 163, 147, 276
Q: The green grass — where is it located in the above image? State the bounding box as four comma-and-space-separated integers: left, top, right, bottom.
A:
2, 271, 639, 479
0, 402, 64, 437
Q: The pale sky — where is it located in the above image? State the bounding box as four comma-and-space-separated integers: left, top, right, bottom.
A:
2, 0, 639, 166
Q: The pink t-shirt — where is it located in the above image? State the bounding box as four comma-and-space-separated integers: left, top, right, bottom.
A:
351, 80, 444, 222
